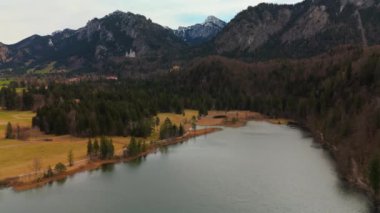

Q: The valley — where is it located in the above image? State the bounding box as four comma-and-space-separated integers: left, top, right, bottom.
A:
1, 0, 380, 211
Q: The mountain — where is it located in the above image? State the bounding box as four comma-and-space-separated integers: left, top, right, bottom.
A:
174, 16, 227, 45
214, 0, 380, 59
0, 11, 186, 74
1, 0, 380, 75
0, 42, 8, 63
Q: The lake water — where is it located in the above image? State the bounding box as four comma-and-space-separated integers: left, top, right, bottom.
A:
0, 121, 372, 213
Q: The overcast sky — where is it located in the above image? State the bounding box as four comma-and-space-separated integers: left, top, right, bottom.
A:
0, 0, 301, 44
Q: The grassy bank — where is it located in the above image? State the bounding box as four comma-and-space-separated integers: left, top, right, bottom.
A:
0, 109, 198, 181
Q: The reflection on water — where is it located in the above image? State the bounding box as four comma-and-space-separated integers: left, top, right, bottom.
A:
158, 146, 169, 154
56, 177, 67, 186
0, 121, 372, 213
101, 163, 115, 173
126, 156, 146, 168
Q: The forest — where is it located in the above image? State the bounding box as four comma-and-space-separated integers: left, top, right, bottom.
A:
2, 46, 380, 192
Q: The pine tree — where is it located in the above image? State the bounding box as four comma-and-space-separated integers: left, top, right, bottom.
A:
5, 122, 13, 139
179, 124, 185, 136
107, 139, 115, 158
159, 118, 173, 139
87, 139, 93, 156
94, 138, 100, 156
128, 137, 138, 156
155, 117, 160, 126
100, 137, 108, 159
44, 166, 54, 178
68, 150, 74, 167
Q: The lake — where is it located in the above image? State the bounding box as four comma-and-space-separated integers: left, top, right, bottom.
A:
0, 121, 371, 213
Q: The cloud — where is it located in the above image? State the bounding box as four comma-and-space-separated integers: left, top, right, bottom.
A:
0, 0, 301, 44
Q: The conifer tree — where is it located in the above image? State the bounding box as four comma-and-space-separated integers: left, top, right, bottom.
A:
5, 122, 13, 139
87, 139, 93, 156
68, 149, 74, 167
94, 138, 100, 156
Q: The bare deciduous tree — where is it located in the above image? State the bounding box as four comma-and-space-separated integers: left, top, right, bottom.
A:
31, 158, 42, 178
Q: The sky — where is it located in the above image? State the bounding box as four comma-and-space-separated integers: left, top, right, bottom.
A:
0, 0, 301, 44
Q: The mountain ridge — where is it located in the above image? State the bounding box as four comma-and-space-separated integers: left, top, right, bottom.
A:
0, 10, 186, 74
1, 0, 380, 75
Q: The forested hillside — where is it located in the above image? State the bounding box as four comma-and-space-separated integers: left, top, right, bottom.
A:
5, 45, 376, 194
181, 46, 380, 195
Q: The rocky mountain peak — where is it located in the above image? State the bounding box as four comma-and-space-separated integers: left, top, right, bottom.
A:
109, 10, 128, 16
174, 16, 226, 45
204, 16, 226, 28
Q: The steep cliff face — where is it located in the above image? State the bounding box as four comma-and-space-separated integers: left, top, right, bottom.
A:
174, 16, 226, 45
0, 43, 9, 63
215, 4, 293, 54
214, 0, 380, 59
280, 5, 329, 43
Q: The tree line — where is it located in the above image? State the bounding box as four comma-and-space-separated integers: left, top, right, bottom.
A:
87, 137, 115, 160
159, 118, 185, 140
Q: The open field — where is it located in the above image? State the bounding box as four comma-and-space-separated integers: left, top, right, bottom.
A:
0, 136, 130, 180
0, 109, 199, 180
152, 109, 198, 138
0, 111, 35, 137
197, 110, 291, 127
157, 109, 198, 127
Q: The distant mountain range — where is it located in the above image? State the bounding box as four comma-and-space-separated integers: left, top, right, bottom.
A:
0, 0, 379, 75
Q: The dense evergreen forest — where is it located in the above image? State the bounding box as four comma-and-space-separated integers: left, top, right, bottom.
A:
24, 76, 247, 137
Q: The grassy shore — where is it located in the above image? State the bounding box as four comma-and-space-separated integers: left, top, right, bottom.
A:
0, 109, 198, 181
0, 109, 287, 190
12, 127, 221, 191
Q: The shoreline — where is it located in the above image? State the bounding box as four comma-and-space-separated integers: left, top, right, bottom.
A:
4, 127, 221, 191
3, 110, 372, 208
197, 110, 291, 128
199, 111, 376, 208
306, 125, 377, 207
4, 112, 281, 192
